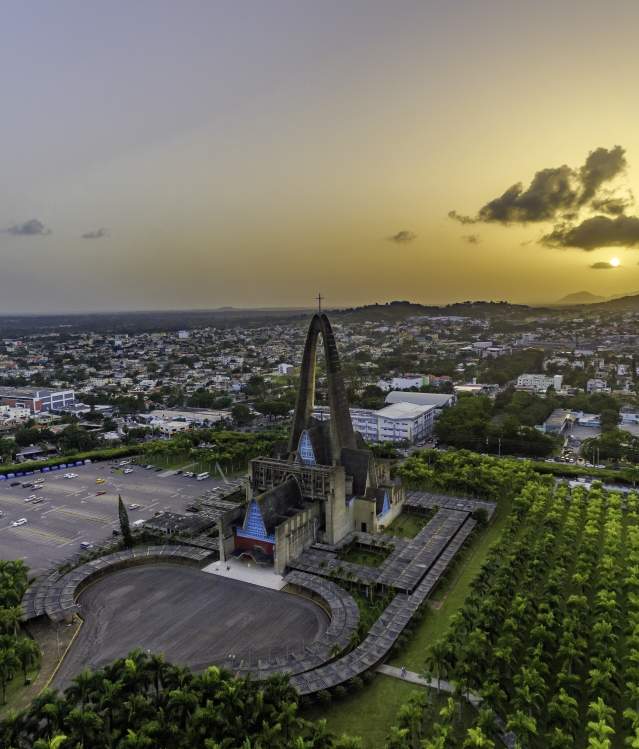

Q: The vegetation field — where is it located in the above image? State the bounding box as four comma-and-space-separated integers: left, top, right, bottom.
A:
390, 478, 639, 747
337, 544, 389, 568
385, 510, 436, 538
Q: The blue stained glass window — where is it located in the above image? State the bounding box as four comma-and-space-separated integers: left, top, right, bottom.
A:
243, 500, 269, 539
378, 491, 391, 518
298, 430, 316, 465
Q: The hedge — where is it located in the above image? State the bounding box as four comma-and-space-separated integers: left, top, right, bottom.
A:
0, 445, 143, 477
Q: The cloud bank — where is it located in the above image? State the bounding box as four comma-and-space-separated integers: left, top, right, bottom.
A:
449, 145, 639, 250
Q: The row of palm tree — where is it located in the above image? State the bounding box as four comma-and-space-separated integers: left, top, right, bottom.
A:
1, 648, 364, 748
0, 560, 40, 705
388, 473, 639, 748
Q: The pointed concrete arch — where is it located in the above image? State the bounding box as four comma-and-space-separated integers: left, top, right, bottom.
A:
288, 313, 356, 463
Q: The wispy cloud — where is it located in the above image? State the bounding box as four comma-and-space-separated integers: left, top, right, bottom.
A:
462, 233, 480, 244
590, 261, 617, 270
388, 230, 417, 244
81, 227, 110, 239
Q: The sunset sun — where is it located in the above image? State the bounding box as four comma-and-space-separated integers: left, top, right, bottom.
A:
610, 257, 621, 267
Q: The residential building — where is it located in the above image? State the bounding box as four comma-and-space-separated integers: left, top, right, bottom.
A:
515, 374, 563, 393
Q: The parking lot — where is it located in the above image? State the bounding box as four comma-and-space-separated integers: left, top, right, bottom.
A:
0, 462, 240, 576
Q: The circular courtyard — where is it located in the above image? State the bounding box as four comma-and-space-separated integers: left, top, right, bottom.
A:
53, 564, 328, 689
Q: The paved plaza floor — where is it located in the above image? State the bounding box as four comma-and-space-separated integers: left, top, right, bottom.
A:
52, 563, 327, 689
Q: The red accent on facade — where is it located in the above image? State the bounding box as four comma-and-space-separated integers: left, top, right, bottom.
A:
234, 535, 275, 557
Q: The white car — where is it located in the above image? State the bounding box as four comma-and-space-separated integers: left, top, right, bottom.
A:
24, 496, 35, 503
123, 468, 134, 474
64, 473, 78, 479
128, 503, 141, 510
12, 518, 27, 527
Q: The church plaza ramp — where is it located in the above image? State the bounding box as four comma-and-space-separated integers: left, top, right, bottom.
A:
52, 563, 328, 689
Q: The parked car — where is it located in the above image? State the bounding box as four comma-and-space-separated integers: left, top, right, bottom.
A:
12, 518, 27, 527
96, 490, 106, 496
10, 482, 20, 487
128, 503, 141, 510
123, 468, 134, 474
80, 541, 94, 550
21, 483, 33, 488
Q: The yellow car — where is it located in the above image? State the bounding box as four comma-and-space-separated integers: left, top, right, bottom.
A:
96, 478, 106, 484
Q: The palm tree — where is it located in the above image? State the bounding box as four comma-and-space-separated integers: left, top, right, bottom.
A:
33, 735, 68, 749
0, 647, 19, 704
463, 727, 495, 748
15, 636, 40, 684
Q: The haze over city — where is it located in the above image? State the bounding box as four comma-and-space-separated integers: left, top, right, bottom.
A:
2, 0, 639, 313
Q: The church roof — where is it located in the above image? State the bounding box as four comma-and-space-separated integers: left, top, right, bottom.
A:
256, 476, 305, 534
341, 447, 374, 496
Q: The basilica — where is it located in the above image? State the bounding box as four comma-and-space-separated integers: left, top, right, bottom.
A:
233, 312, 404, 573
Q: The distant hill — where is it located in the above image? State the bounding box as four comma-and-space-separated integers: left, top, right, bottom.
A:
556, 291, 606, 305
332, 300, 531, 322
588, 293, 639, 313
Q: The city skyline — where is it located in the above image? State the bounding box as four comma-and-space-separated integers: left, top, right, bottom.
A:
2, 1, 639, 313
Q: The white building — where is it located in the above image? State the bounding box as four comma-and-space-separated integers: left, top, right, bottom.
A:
515, 374, 563, 393
376, 376, 426, 391
312, 402, 435, 444
587, 378, 610, 393
0, 404, 30, 423
277, 363, 294, 375
384, 390, 456, 413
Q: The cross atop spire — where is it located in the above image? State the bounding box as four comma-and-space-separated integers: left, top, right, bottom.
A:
316, 292, 323, 313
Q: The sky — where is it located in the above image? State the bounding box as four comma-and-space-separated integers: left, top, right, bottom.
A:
2, 0, 639, 313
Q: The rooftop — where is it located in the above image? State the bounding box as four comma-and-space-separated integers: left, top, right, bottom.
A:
375, 402, 435, 420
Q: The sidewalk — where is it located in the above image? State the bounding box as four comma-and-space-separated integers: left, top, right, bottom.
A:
202, 556, 286, 590
376, 664, 482, 707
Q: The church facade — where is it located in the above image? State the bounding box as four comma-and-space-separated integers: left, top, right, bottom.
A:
234, 312, 405, 573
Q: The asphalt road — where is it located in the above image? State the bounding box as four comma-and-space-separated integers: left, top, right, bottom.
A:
53, 564, 328, 688
0, 462, 236, 575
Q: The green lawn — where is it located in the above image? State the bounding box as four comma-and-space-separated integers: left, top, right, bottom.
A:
302, 674, 423, 748
0, 666, 40, 718
302, 510, 510, 746
385, 510, 435, 538
388, 506, 510, 671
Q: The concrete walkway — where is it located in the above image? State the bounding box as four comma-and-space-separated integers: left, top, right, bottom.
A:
376, 664, 482, 707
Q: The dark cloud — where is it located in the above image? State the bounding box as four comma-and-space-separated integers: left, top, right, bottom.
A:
543, 215, 639, 250
590, 193, 633, 216
479, 166, 577, 224
81, 227, 109, 239
579, 145, 627, 204
590, 261, 616, 270
388, 230, 417, 243
449, 145, 628, 226
6, 219, 51, 236
462, 233, 480, 244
